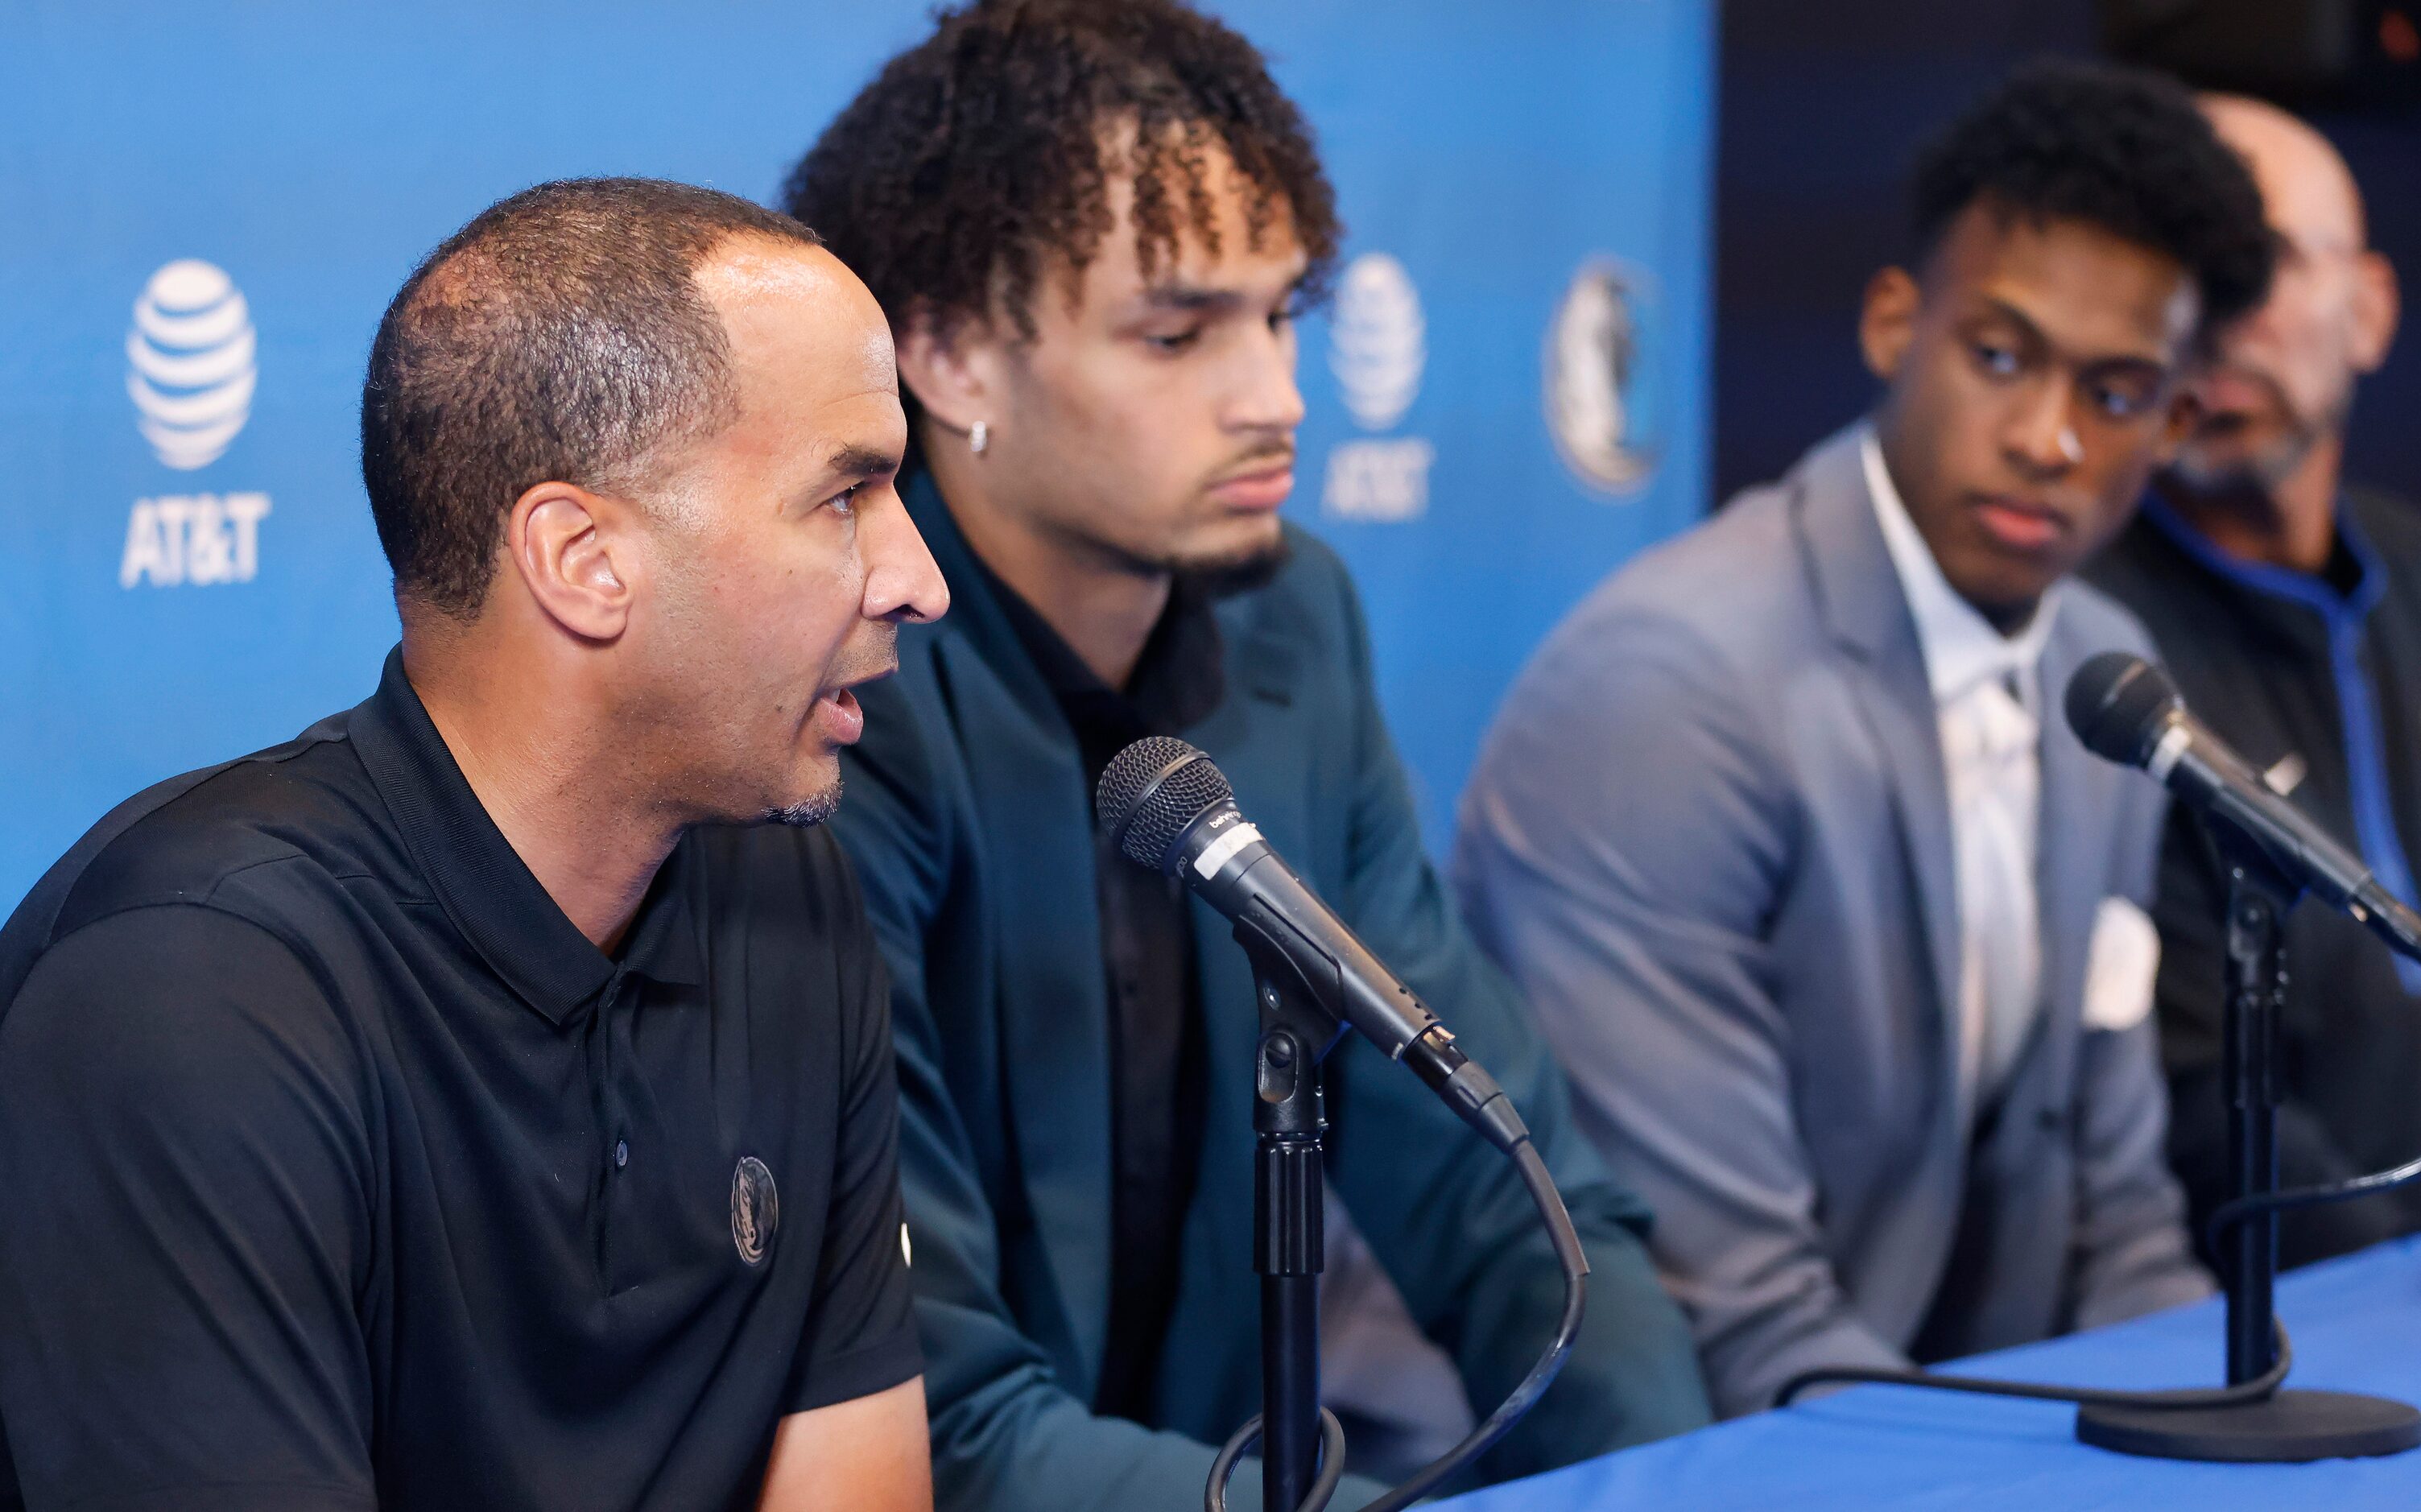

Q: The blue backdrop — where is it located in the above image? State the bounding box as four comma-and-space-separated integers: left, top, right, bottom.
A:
0, 1, 1712, 909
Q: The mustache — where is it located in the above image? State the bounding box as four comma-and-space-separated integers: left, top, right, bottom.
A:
824, 622, 899, 692
1208, 444, 1298, 481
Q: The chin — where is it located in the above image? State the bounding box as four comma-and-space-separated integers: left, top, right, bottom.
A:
1171, 516, 1287, 572
758, 774, 843, 829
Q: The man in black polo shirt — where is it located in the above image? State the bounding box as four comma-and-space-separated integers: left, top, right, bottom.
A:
0, 179, 948, 1510
2087, 95, 2415, 1266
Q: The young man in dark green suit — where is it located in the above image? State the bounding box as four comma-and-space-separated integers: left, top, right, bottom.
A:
782, 2, 1709, 1507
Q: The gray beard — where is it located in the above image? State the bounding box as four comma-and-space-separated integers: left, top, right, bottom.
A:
762, 781, 841, 829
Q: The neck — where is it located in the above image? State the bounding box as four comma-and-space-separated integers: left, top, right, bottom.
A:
403, 635, 680, 954
2167, 432, 2344, 576
923, 431, 1168, 690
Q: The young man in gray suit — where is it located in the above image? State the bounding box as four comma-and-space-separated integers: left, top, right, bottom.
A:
1454, 62, 2274, 1419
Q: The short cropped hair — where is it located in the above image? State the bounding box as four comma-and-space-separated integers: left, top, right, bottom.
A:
780, 0, 1341, 356
1910, 59, 2272, 333
361, 177, 821, 620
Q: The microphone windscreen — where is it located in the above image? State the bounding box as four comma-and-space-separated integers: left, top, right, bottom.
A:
1096, 736, 1233, 871
2064, 651, 2181, 766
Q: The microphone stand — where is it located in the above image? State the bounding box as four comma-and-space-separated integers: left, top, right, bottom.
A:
1241, 940, 1349, 1511
2075, 845, 2421, 1460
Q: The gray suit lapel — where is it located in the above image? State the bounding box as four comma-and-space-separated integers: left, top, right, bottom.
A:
1795, 426, 1971, 1137
2031, 626, 2111, 1101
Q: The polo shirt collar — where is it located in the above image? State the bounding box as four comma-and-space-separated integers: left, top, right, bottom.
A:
349, 648, 702, 1026
2138, 486, 2387, 627
1860, 423, 2061, 709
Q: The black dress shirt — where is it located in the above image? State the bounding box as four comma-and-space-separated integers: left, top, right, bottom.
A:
973, 558, 1222, 1420
2087, 484, 2421, 1266
0, 650, 919, 1510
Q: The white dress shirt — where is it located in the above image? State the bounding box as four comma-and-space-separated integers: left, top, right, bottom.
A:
1861, 426, 2059, 1111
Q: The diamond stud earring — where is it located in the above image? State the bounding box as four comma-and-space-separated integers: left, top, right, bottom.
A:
970, 419, 989, 456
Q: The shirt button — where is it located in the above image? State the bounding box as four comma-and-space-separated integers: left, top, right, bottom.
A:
614, 1138, 630, 1169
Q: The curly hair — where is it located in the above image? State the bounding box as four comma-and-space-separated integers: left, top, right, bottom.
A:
1911, 59, 2273, 333
780, 0, 1341, 354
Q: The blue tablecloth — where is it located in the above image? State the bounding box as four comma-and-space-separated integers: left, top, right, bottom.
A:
1444, 1234, 2421, 1510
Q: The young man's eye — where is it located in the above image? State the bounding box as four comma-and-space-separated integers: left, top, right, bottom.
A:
1973, 341, 2021, 378
827, 484, 861, 516
2091, 382, 2149, 419
1145, 328, 1202, 353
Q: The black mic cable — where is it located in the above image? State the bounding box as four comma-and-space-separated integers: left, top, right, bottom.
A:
1097, 737, 1584, 1512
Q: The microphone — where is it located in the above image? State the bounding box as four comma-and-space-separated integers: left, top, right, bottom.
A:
2065, 651, 2421, 961
1096, 736, 1531, 1153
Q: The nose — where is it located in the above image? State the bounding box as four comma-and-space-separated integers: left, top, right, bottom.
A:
1227, 317, 1307, 436
860, 489, 949, 626
2002, 374, 2080, 479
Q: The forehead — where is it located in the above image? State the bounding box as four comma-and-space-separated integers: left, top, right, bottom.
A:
692, 238, 896, 405
1927, 202, 2200, 361
1057, 134, 1310, 312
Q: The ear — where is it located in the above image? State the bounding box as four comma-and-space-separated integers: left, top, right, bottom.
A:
2151, 374, 2204, 467
2350, 249, 2400, 375
1859, 266, 1922, 385
894, 308, 1002, 440
504, 481, 638, 643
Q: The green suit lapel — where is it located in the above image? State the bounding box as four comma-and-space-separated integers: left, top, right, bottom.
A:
907, 473, 1117, 1394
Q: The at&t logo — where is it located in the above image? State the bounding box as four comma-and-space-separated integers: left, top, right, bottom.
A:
1320, 252, 1435, 523
120, 259, 271, 588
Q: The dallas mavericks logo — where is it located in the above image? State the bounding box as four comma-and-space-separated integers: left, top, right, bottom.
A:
1328, 252, 1425, 431
127, 259, 256, 471
1544, 258, 1658, 495
1321, 253, 1435, 522
730, 1155, 779, 1266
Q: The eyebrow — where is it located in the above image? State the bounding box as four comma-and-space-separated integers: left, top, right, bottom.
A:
1141, 283, 1244, 315
1973, 295, 2171, 373
824, 443, 903, 479
1138, 271, 1309, 316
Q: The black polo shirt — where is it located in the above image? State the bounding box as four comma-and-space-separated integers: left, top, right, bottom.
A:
0, 651, 920, 1511
2087, 484, 2421, 1266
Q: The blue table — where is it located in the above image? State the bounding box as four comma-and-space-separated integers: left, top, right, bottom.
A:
1444, 1235, 2421, 1510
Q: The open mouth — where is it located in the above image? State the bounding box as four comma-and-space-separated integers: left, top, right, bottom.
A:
811, 686, 865, 745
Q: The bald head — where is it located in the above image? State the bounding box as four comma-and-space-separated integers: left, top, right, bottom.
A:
2172, 94, 2399, 498
2201, 93, 2366, 256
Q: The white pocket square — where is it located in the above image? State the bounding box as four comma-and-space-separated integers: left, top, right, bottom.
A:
2083, 896, 2162, 1032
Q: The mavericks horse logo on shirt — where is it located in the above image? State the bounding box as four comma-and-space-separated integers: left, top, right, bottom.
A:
730, 1155, 779, 1265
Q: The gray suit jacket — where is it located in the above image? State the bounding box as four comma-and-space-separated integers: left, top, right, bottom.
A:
1451, 426, 2212, 1418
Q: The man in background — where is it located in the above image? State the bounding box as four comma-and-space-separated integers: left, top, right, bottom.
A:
2087, 93, 2413, 1266
784, 1, 1709, 1505
1456, 62, 2272, 1417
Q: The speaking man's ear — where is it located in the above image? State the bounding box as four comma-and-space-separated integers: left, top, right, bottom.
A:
1859, 266, 1922, 385
506, 480, 638, 643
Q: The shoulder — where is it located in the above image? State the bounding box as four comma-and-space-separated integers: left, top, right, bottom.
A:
1517, 483, 1811, 712
2346, 483, 2421, 572
2, 717, 393, 1009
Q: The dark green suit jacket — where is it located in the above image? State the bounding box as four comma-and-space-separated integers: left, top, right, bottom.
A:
830, 473, 1708, 1510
